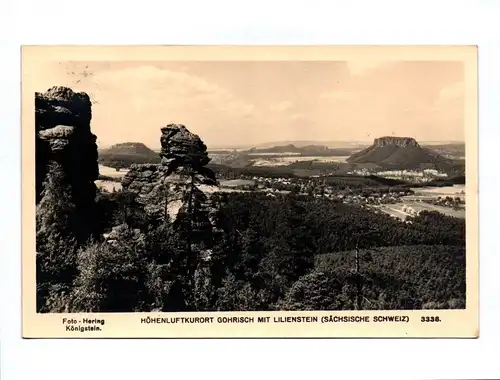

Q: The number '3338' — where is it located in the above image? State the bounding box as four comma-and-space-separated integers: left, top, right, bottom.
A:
421, 316, 441, 322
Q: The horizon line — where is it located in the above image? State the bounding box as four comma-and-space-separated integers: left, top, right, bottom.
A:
96, 139, 466, 150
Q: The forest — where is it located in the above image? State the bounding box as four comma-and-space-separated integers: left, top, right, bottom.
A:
36, 183, 465, 312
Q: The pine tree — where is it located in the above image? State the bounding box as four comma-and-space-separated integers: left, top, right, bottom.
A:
36, 161, 79, 312
159, 125, 219, 308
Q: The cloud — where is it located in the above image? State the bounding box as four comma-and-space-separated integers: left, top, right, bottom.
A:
51, 65, 262, 147
290, 113, 307, 120
436, 82, 464, 104
270, 100, 293, 112
32, 63, 323, 146
30, 60, 465, 145
319, 91, 356, 101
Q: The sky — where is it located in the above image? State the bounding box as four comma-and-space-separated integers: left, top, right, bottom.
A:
33, 60, 465, 149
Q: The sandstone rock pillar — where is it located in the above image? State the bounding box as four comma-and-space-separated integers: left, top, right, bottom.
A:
35, 86, 99, 243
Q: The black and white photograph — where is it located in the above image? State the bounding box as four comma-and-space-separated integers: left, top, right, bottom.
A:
23, 46, 477, 337
6, 0, 499, 377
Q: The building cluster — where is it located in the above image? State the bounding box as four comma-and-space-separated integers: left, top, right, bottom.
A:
220, 175, 412, 206
340, 192, 407, 205
347, 168, 448, 183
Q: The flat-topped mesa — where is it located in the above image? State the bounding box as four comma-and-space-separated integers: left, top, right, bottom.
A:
35, 86, 99, 242
347, 134, 451, 169
373, 136, 419, 148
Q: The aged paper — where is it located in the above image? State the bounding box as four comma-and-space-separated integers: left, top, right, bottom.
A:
22, 45, 478, 338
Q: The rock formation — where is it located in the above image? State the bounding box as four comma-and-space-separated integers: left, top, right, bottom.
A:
35, 86, 99, 242
159, 124, 211, 174
347, 136, 451, 169
99, 142, 161, 169
122, 124, 218, 224
121, 163, 169, 221
373, 136, 419, 148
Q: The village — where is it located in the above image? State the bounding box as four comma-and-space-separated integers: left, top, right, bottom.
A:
219, 174, 466, 220
347, 168, 449, 184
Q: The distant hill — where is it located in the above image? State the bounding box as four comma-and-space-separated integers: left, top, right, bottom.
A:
248, 144, 302, 154
421, 143, 465, 159
99, 142, 161, 169
245, 144, 356, 156
347, 136, 454, 170
249, 140, 370, 149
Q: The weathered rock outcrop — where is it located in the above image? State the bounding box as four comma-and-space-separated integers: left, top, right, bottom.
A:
35, 86, 99, 241
121, 163, 169, 220
159, 124, 211, 173
123, 164, 219, 225
122, 124, 218, 226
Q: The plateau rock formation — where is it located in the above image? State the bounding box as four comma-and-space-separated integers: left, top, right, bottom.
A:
99, 142, 161, 169
347, 136, 451, 169
35, 86, 99, 242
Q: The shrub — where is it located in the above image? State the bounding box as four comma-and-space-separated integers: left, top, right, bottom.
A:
278, 271, 349, 311
70, 227, 150, 312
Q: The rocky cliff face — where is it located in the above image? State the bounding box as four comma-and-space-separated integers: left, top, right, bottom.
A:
35, 86, 99, 241
122, 163, 223, 231
121, 163, 168, 220
373, 136, 419, 148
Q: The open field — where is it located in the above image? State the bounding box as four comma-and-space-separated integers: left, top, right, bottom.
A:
283, 156, 350, 162
220, 179, 255, 187
250, 156, 350, 167
198, 185, 248, 194
376, 201, 465, 220
95, 180, 122, 192
376, 205, 413, 219
96, 165, 128, 192
247, 152, 301, 156
208, 147, 251, 152
99, 164, 129, 178
250, 158, 289, 167
411, 184, 465, 196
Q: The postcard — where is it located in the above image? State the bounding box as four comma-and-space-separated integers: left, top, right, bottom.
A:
22, 45, 478, 338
